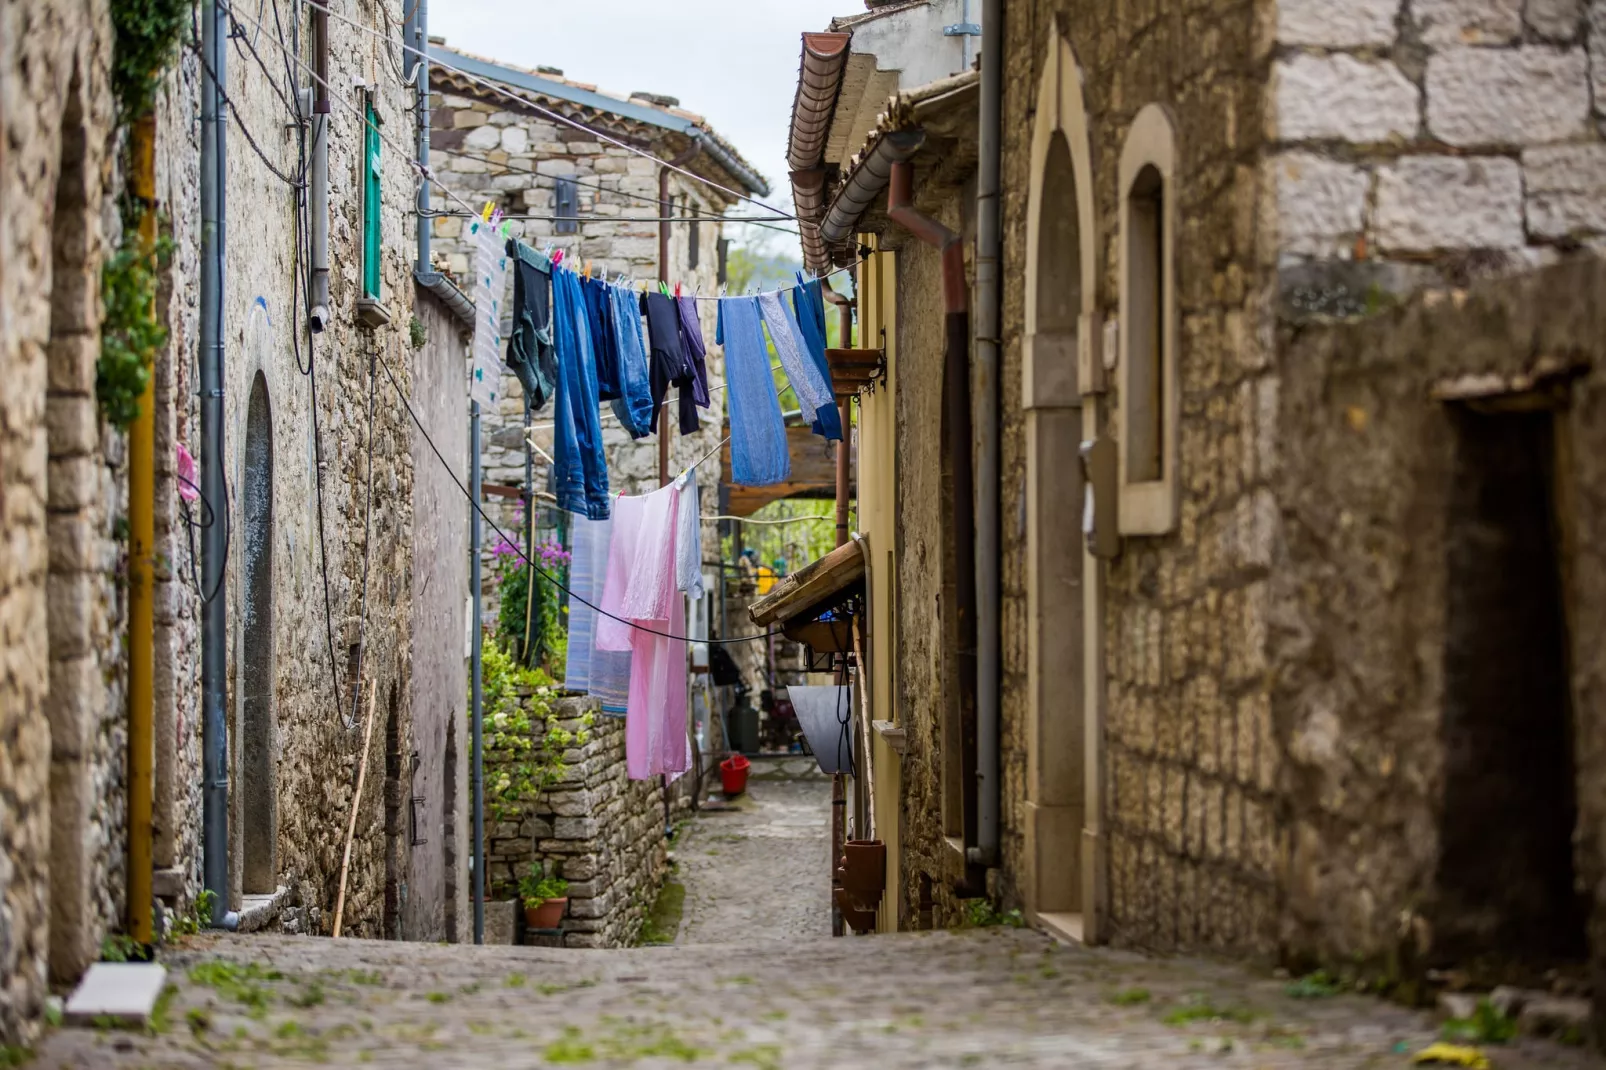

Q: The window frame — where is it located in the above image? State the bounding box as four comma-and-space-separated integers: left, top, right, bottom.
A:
1115, 103, 1179, 536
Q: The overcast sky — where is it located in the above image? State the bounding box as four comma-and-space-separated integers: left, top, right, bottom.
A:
432, 0, 850, 254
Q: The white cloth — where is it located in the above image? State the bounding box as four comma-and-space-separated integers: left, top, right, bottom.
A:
675, 467, 704, 602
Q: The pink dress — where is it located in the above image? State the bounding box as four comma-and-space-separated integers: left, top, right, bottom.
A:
596, 485, 690, 779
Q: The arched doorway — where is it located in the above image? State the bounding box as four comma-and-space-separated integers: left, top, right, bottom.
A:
241, 370, 277, 894
1022, 32, 1103, 943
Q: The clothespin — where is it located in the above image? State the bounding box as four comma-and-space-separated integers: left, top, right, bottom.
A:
674, 281, 682, 298
481, 201, 495, 222
552, 248, 565, 266
718, 284, 727, 298
658, 280, 670, 297
542, 241, 555, 258
583, 260, 593, 280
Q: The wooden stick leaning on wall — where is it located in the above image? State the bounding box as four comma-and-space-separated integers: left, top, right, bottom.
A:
332, 679, 379, 937
850, 615, 875, 842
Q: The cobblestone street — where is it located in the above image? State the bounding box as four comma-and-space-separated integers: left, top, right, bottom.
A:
31, 779, 1606, 1068
674, 774, 833, 946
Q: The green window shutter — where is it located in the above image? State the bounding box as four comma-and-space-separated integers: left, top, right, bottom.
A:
363, 101, 381, 300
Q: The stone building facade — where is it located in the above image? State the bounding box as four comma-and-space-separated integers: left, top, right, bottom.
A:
788, 0, 1606, 1016
1, 0, 124, 1041
424, 42, 768, 625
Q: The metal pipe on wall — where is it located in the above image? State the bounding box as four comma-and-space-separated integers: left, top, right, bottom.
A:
199, 0, 237, 930
308, 0, 331, 331
412, 0, 430, 274
471, 404, 484, 943
973, 0, 1002, 867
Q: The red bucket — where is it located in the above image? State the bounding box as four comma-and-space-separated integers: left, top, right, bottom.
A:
720, 754, 751, 796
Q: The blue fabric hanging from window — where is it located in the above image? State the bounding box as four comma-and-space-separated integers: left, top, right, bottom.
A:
551, 265, 611, 519
717, 296, 790, 486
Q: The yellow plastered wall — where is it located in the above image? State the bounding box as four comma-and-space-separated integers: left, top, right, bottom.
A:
855, 238, 902, 932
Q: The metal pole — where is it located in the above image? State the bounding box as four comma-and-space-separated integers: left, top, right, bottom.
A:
974, 0, 1002, 867
412, 0, 430, 274
200, 0, 235, 928
471, 402, 484, 943
127, 112, 157, 946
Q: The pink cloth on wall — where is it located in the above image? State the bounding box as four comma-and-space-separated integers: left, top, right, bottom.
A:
595, 484, 690, 779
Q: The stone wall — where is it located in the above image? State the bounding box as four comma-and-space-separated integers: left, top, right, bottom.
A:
484, 697, 685, 948
993, 0, 1278, 954
1268, 0, 1606, 305
146, 0, 424, 940
1270, 257, 1606, 989
408, 286, 472, 943
0, 0, 120, 1041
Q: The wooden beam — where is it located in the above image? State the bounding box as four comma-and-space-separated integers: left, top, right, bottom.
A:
720, 424, 855, 517
748, 538, 866, 627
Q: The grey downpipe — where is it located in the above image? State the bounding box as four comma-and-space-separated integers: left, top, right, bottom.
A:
471, 405, 484, 944
309, 1, 330, 331
199, 0, 239, 931
412, 0, 430, 273
972, 0, 1002, 868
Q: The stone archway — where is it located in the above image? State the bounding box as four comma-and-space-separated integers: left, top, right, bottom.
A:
1021, 31, 1104, 944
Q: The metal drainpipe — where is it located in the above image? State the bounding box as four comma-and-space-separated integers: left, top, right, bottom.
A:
309, 0, 330, 331
823, 285, 853, 938
412, 0, 430, 274
885, 159, 979, 868
200, 0, 238, 931
973, 0, 1002, 867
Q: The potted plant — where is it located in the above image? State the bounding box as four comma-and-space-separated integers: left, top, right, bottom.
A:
518, 864, 570, 930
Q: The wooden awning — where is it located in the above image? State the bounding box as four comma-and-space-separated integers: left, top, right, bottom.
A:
748, 539, 866, 640
826, 348, 884, 396
720, 424, 854, 517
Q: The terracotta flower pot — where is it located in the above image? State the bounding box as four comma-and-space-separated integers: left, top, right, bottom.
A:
525, 897, 568, 930
838, 839, 886, 910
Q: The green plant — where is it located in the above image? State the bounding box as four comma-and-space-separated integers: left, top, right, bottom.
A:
517, 863, 569, 907
187, 961, 282, 1018
1285, 969, 1342, 999
1108, 987, 1151, 1006
100, 933, 150, 963
1441, 1000, 1517, 1045
409, 315, 427, 348
169, 889, 216, 938
960, 900, 1025, 928
98, 220, 171, 429
1162, 997, 1259, 1027
111, 0, 190, 121
477, 645, 590, 828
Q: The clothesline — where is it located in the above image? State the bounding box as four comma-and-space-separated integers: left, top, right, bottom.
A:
535, 243, 862, 303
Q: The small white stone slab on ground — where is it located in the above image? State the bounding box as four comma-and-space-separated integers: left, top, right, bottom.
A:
64, 963, 168, 1026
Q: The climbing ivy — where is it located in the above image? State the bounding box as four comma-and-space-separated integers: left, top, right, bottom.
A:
479, 645, 592, 823
97, 220, 171, 430
111, 0, 191, 121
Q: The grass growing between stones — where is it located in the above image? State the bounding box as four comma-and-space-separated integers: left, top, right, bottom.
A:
637, 878, 686, 946
188, 961, 285, 1018
1108, 987, 1152, 1006
1162, 996, 1260, 1027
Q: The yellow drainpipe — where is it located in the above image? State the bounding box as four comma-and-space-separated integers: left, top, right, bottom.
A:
127, 111, 156, 945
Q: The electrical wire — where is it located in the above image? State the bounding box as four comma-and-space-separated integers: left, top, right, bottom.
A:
374, 344, 780, 646
187, 39, 306, 188
271, 0, 797, 221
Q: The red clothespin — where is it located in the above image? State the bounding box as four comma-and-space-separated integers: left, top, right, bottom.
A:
552, 248, 566, 266
674, 281, 682, 298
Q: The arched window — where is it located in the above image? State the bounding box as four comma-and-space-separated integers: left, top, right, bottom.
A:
1117, 105, 1179, 535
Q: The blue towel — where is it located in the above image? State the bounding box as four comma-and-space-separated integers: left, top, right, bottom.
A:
717, 297, 790, 486
551, 266, 611, 519
791, 273, 843, 441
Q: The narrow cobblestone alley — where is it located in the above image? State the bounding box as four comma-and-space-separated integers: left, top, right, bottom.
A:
30, 775, 1606, 1069
673, 773, 833, 946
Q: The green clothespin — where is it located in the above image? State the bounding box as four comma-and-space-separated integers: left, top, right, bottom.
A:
658, 280, 670, 297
